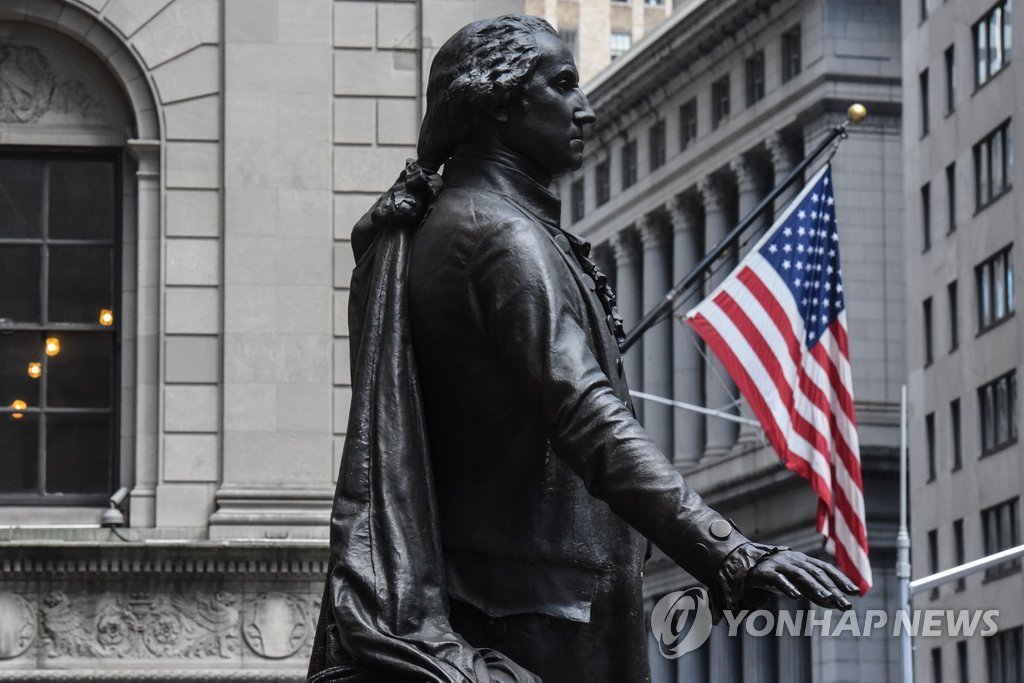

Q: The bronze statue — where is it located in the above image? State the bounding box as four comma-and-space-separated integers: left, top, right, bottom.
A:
307, 15, 858, 683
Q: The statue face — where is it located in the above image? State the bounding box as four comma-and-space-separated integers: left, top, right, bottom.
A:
501, 31, 596, 177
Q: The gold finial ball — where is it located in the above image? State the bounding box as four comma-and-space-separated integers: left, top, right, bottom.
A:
847, 103, 868, 123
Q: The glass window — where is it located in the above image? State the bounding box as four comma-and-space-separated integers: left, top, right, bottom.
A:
981, 498, 1021, 579
978, 370, 1017, 454
711, 75, 730, 130
571, 178, 585, 223
745, 50, 765, 106
945, 45, 956, 113
782, 25, 801, 82
976, 245, 1014, 332
986, 626, 1022, 683
951, 398, 962, 470
610, 32, 632, 60
948, 280, 959, 351
931, 647, 943, 683
679, 98, 697, 151
925, 411, 936, 480
953, 518, 965, 590
596, 160, 611, 206
922, 182, 931, 250
923, 297, 934, 366
974, 1, 1012, 87
649, 120, 666, 171
957, 641, 969, 682
920, 69, 930, 136
622, 140, 637, 190
0, 150, 119, 503
946, 163, 956, 232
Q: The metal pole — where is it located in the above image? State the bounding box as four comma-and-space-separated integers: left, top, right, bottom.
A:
910, 543, 1024, 595
619, 103, 868, 354
897, 384, 913, 683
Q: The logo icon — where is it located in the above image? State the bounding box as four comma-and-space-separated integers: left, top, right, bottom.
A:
650, 587, 714, 658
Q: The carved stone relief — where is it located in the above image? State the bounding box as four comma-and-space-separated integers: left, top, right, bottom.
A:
241, 593, 318, 659
0, 45, 107, 124
40, 591, 240, 659
0, 592, 35, 659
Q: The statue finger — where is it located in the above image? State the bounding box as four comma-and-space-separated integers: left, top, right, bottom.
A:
805, 557, 860, 595
797, 560, 853, 609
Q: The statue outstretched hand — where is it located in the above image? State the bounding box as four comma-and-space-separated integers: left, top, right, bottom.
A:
745, 549, 860, 610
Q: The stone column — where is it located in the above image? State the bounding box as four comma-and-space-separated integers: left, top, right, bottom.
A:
767, 131, 799, 215
639, 215, 673, 457
127, 139, 161, 527
612, 228, 643, 421
697, 177, 737, 458
669, 198, 703, 465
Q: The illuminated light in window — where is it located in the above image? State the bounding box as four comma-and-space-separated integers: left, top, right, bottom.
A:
99, 309, 114, 326
27, 362, 41, 379
11, 399, 27, 419
45, 337, 61, 356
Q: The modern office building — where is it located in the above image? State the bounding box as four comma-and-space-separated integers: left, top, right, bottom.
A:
902, 0, 1024, 681
525, 0, 673, 81
0, 0, 514, 680
561, 0, 904, 679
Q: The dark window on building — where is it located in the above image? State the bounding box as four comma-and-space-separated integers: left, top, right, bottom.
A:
927, 529, 940, 599
922, 182, 932, 250
953, 518, 965, 590
920, 69, 930, 136
979, 370, 1018, 454
946, 162, 957, 232
571, 178, 585, 223
981, 498, 1021, 580
945, 45, 957, 113
745, 50, 765, 106
986, 627, 1023, 683
923, 297, 934, 365
921, 0, 929, 22
951, 398, 963, 471
975, 245, 1014, 332
649, 119, 666, 171
925, 412, 937, 480
610, 32, 632, 60
781, 25, 802, 82
679, 98, 697, 150
948, 280, 959, 351
932, 647, 943, 683
711, 76, 730, 130
974, 0, 1012, 87
957, 641, 969, 682
596, 160, 611, 206
622, 139, 637, 189
645, 0, 665, 6
0, 151, 119, 503
974, 119, 1012, 210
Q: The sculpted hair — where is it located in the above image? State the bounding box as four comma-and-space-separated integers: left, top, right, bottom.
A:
417, 15, 557, 168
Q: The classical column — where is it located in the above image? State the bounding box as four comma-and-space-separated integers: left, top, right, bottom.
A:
612, 228, 644, 420
730, 156, 764, 447
697, 177, 737, 458
767, 131, 799, 214
669, 198, 703, 465
638, 214, 673, 458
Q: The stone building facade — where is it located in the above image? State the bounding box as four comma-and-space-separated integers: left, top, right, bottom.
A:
0, 0, 513, 680
558, 0, 905, 680
902, 0, 1024, 681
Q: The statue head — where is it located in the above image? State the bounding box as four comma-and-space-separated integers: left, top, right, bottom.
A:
417, 15, 596, 179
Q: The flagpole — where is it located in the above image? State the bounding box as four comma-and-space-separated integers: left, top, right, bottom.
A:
897, 384, 913, 683
619, 103, 869, 354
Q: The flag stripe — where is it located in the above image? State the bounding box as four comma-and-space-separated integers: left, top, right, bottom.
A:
685, 163, 871, 594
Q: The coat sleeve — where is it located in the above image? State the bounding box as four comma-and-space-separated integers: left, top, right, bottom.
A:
466, 218, 772, 600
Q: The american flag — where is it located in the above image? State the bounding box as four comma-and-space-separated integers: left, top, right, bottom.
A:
685, 164, 871, 594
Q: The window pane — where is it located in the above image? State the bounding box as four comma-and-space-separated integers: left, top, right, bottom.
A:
0, 158, 43, 238
1010, 373, 1018, 440
978, 23, 988, 84
983, 385, 995, 449
994, 253, 1006, 319
0, 332, 41, 408
1008, 254, 1015, 313
993, 131, 1005, 192
46, 332, 114, 409
0, 246, 41, 323
980, 263, 992, 328
991, 9, 1003, 74
0, 413, 39, 494
48, 246, 114, 324
45, 413, 111, 495
49, 159, 116, 240
996, 377, 1010, 444
1005, 0, 1013, 62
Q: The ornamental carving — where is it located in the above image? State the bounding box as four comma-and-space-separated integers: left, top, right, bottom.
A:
0, 45, 107, 124
40, 591, 240, 659
0, 592, 35, 659
241, 593, 317, 659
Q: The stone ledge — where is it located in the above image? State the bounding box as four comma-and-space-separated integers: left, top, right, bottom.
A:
0, 669, 305, 682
